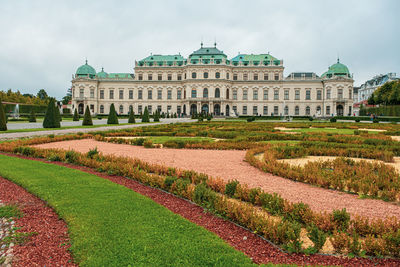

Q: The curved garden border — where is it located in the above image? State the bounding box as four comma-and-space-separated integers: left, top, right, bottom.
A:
0, 176, 76, 266
3, 153, 400, 266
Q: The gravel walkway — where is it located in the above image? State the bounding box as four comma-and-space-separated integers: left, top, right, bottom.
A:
0, 118, 192, 140
35, 139, 400, 220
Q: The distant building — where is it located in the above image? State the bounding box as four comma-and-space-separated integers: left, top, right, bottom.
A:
357, 73, 398, 103
71, 44, 354, 117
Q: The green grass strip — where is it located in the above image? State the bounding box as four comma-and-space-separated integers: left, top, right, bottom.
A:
0, 154, 257, 266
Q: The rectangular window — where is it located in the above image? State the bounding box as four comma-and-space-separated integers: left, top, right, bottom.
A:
349, 89, 352, 99
148, 74, 152, 81
215, 72, 220, 79
226, 73, 230, 79
274, 106, 279, 115
119, 90, 123, 100
233, 74, 238, 80
158, 74, 162, 81
167, 90, 172, 100
243, 90, 248, 100
295, 90, 300, 100
79, 89, 84, 98
295, 106, 299, 115
203, 72, 208, 78
157, 105, 162, 112
90, 104, 94, 112
138, 74, 143, 80
177, 106, 181, 114
168, 74, 172, 81
253, 106, 258, 115
177, 74, 182, 80
306, 90, 311, 100
317, 90, 322, 100
148, 105, 152, 114
129, 90, 133, 99
177, 90, 182, 99
192, 72, 196, 79
274, 74, 279, 80
253, 90, 258, 100
191, 89, 196, 98
338, 89, 343, 99
242, 106, 247, 115
157, 89, 162, 100
263, 90, 268, 100
326, 106, 331, 115
327, 89, 331, 99
264, 73, 269, 80
167, 105, 171, 111
274, 90, 279, 100
109, 90, 114, 99
138, 105, 142, 114
243, 73, 248, 81
233, 90, 237, 100
263, 106, 268, 115
254, 74, 258, 81
284, 90, 289, 100
148, 90, 152, 100
233, 106, 237, 115
349, 106, 352, 115
100, 90, 104, 99
90, 89, 94, 98
138, 90, 143, 100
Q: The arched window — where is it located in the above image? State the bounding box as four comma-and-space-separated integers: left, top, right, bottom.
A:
192, 72, 197, 79
100, 105, 104, 114
191, 89, 197, 98
295, 106, 299, 115
215, 88, 220, 98
316, 106, 321, 115
119, 105, 124, 114
203, 88, 208, 98
215, 72, 220, 79
305, 106, 311, 115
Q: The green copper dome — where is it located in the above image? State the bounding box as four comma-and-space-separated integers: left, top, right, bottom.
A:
322, 59, 351, 78
76, 60, 96, 78
97, 67, 108, 78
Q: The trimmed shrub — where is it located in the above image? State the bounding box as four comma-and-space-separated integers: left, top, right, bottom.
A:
0, 100, 7, 131
153, 110, 160, 122
193, 183, 218, 210
355, 118, 360, 123
333, 208, 350, 232
87, 147, 99, 159
128, 107, 135, 123
225, 180, 239, 197
309, 116, 314, 121
141, 107, 150, 123
107, 103, 119, 124
82, 106, 93, 126
373, 118, 379, 123
43, 99, 60, 128
307, 224, 327, 253
28, 108, 36, 122
348, 231, 361, 256
143, 139, 153, 148
73, 109, 79, 121
55, 104, 62, 122
163, 176, 177, 190
330, 117, 337, 123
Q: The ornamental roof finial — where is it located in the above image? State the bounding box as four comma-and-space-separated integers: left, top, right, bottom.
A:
85, 58, 88, 65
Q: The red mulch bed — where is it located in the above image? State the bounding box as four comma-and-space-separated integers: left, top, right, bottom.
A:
2, 153, 400, 266
0, 177, 76, 266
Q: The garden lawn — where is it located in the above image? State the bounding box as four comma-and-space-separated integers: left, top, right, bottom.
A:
0, 155, 256, 266
148, 136, 215, 144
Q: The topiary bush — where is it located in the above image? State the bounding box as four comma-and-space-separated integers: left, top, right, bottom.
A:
225, 180, 239, 197
128, 107, 135, 123
153, 110, 160, 122
141, 107, 150, 123
107, 103, 119, 124
55, 104, 62, 122
73, 109, 79, 121
82, 106, 93, 126
43, 99, 60, 128
333, 208, 350, 232
0, 100, 7, 131
309, 116, 314, 121
330, 117, 337, 123
28, 108, 36, 122
307, 224, 327, 253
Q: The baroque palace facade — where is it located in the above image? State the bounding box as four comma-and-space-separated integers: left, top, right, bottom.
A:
71, 44, 354, 117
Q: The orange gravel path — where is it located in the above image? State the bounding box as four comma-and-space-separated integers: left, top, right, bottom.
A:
35, 139, 400, 220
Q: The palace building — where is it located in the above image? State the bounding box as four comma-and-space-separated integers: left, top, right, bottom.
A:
71, 44, 354, 117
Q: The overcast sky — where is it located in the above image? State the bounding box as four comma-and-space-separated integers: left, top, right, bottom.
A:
0, 0, 399, 99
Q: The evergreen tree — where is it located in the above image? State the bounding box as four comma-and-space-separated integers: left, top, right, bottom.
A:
0, 100, 7, 131
43, 98, 60, 128
153, 109, 160, 122
107, 103, 119, 124
82, 106, 93, 126
141, 106, 150, 122
28, 108, 36, 122
73, 109, 79, 121
128, 106, 136, 123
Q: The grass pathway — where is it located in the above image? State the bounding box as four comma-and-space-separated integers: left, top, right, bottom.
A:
0, 154, 256, 266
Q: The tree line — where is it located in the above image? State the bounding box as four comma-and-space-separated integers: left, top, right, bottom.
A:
368, 80, 400, 105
